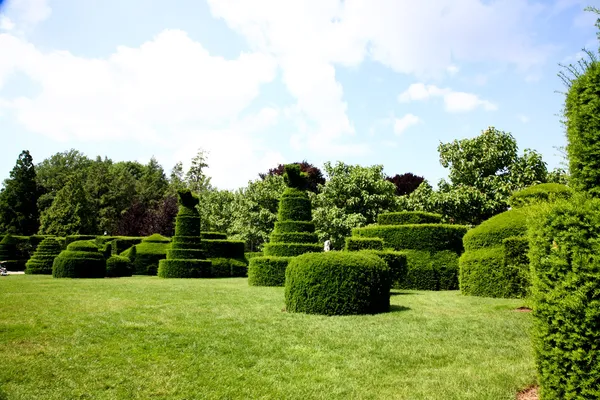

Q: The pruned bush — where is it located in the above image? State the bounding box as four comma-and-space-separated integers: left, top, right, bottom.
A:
431, 250, 460, 291
270, 232, 319, 244
508, 183, 573, 208
358, 250, 407, 286
353, 224, 468, 253
378, 211, 442, 226
277, 188, 312, 221
25, 237, 62, 275
462, 208, 529, 251
65, 235, 97, 246
284, 252, 391, 315
248, 256, 291, 286
106, 255, 133, 277
345, 237, 384, 251
245, 252, 263, 261
396, 250, 438, 291
111, 237, 143, 255
209, 258, 247, 278
202, 239, 245, 260
126, 235, 171, 275
52, 240, 106, 278
263, 243, 322, 257
528, 195, 600, 399
201, 232, 227, 240
273, 221, 315, 233
0, 234, 28, 271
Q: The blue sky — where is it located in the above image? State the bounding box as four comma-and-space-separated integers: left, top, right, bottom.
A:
0, 0, 598, 189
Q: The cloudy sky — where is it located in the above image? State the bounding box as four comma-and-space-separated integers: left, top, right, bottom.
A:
0, 0, 598, 189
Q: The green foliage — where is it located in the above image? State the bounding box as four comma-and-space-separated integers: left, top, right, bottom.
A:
244, 251, 263, 261
508, 183, 573, 208
158, 259, 212, 278
52, 240, 106, 278
277, 188, 312, 221
270, 232, 319, 244
25, 237, 62, 275
200, 232, 227, 240
247, 256, 291, 286
431, 251, 460, 291
273, 221, 315, 233
378, 211, 442, 226
313, 162, 397, 249
503, 236, 529, 267
111, 237, 143, 255
0, 150, 41, 235
345, 237, 384, 251
65, 235, 98, 246
283, 164, 309, 190
129, 239, 170, 275
262, 243, 322, 257
209, 258, 247, 278
353, 224, 467, 253
528, 195, 600, 399
462, 208, 528, 251
358, 250, 408, 287
284, 252, 391, 315
396, 250, 439, 291
106, 255, 133, 278
0, 234, 28, 271
201, 239, 245, 260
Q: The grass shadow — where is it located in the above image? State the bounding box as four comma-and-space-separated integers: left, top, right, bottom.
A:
389, 305, 411, 313
390, 291, 417, 296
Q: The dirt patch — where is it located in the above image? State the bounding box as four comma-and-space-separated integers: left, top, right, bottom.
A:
514, 307, 532, 312
517, 385, 538, 400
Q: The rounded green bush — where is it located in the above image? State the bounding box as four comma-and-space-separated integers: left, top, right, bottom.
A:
25, 237, 62, 274
126, 235, 170, 275
396, 250, 438, 291
345, 237, 384, 251
378, 211, 443, 226
277, 191, 312, 221
143, 233, 171, 243
284, 252, 391, 315
52, 240, 106, 278
158, 259, 212, 278
65, 235, 97, 246
462, 208, 529, 251
248, 256, 291, 286
262, 243, 322, 257
106, 255, 133, 277
508, 183, 573, 208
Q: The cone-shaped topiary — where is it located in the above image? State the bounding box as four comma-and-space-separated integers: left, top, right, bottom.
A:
249, 165, 322, 286
52, 240, 106, 278
158, 189, 211, 278
25, 237, 62, 274
0, 234, 28, 271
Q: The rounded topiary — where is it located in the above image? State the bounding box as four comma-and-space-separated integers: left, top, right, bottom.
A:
378, 211, 443, 226
158, 189, 211, 278
128, 233, 171, 275
106, 255, 133, 277
248, 256, 291, 286
508, 183, 573, 208
52, 240, 106, 278
345, 237, 384, 251
284, 252, 391, 316
25, 237, 62, 274
0, 234, 28, 271
462, 208, 529, 251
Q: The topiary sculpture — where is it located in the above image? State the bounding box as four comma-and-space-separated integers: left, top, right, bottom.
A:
52, 240, 106, 278
0, 234, 28, 271
25, 237, 61, 274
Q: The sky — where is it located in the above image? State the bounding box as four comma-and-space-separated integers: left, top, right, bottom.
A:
0, 0, 598, 190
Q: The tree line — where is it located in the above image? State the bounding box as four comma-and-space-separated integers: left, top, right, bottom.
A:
0, 126, 566, 250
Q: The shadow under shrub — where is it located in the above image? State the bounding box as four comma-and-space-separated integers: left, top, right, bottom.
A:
284, 252, 391, 316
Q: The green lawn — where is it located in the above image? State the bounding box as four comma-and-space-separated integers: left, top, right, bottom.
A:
0, 276, 535, 400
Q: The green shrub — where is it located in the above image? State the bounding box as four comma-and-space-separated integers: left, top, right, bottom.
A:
209, 258, 247, 278
128, 238, 170, 275
345, 237, 384, 251
358, 250, 407, 286
262, 243, 322, 257
284, 252, 391, 315
378, 211, 442, 226
508, 183, 573, 208
25, 237, 62, 275
396, 250, 438, 291
28, 235, 53, 254
431, 251, 460, 291
277, 188, 312, 221
111, 237, 143, 255
0, 234, 27, 271
202, 239, 245, 260
270, 232, 319, 244
65, 235, 97, 246
106, 255, 133, 278
353, 224, 468, 253
244, 252, 263, 261
528, 196, 600, 399
463, 208, 529, 251
201, 232, 227, 240
273, 221, 315, 233
143, 234, 170, 243
158, 259, 212, 278
52, 240, 106, 278
503, 236, 529, 267
248, 256, 291, 286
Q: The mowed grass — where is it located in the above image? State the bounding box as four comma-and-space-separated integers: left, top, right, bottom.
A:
0, 275, 535, 400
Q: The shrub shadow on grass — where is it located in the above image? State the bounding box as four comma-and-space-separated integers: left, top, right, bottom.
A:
390, 291, 417, 296
389, 305, 411, 313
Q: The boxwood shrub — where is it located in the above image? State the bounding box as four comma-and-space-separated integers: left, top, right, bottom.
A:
201, 232, 227, 240
508, 183, 572, 208
378, 211, 442, 226
358, 250, 407, 286
353, 224, 468, 253
52, 240, 106, 278
263, 243, 322, 257
284, 252, 391, 315
202, 239, 245, 260
126, 234, 171, 275
273, 221, 315, 233
111, 237, 143, 255
528, 196, 600, 399
431, 250, 460, 291
209, 258, 247, 278
462, 208, 529, 251
0, 234, 29, 271
345, 237, 384, 251
248, 256, 291, 286
106, 255, 133, 277
270, 232, 319, 244
65, 235, 97, 246
395, 250, 438, 291
244, 252, 263, 261
25, 237, 62, 274
277, 188, 312, 221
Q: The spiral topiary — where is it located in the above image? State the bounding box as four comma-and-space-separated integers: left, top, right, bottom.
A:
52, 240, 106, 278
25, 237, 62, 274
158, 189, 211, 278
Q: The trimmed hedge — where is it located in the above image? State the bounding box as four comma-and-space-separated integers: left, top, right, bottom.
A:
378, 211, 442, 226
353, 224, 468, 253
25, 237, 62, 274
528, 196, 600, 399
201, 232, 227, 240
202, 239, 245, 260
263, 243, 322, 257
158, 259, 212, 278
52, 240, 106, 278
358, 250, 407, 286
270, 232, 319, 244
111, 237, 143, 255
396, 250, 438, 291
0, 234, 28, 271
209, 258, 247, 278
127, 236, 171, 275
277, 188, 312, 221
245, 252, 263, 261
65, 235, 97, 246
508, 183, 573, 208
503, 236, 529, 267
106, 255, 133, 277
248, 256, 291, 286
463, 208, 528, 251
273, 221, 315, 233
431, 250, 460, 291
345, 237, 384, 251
284, 252, 391, 315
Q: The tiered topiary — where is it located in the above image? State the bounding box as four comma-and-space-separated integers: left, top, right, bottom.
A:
158, 189, 211, 278
285, 252, 391, 315
122, 233, 171, 275
248, 165, 321, 286
350, 211, 468, 290
25, 237, 62, 274
0, 234, 28, 271
52, 240, 106, 278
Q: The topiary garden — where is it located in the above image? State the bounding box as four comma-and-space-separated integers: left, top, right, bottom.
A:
52, 240, 106, 278
25, 237, 62, 274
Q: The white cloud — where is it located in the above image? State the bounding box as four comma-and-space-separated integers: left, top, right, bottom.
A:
0, 17, 15, 31
518, 114, 530, 123
394, 114, 421, 134
398, 83, 497, 112
447, 65, 460, 75
2, 0, 51, 30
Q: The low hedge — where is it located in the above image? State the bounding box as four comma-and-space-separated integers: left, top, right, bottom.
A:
0, 234, 28, 271
273, 221, 315, 233
263, 243, 322, 257
431, 251, 460, 291
345, 237, 384, 251
157, 259, 212, 278
111, 237, 143, 255
508, 183, 572, 208
106, 255, 133, 277
503, 236, 529, 267
463, 208, 529, 251
202, 239, 245, 260
248, 256, 291, 286
201, 232, 227, 240
52, 240, 106, 278
528, 196, 600, 399
353, 224, 468, 253
65, 235, 97, 246
25, 237, 62, 274
209, 258, 247, 278
396, 250, 438, 291
270, 232, 319, 244
244, 252, 263, 261
358, 250, 407, 286
284, 252, 391, 315
378, 211, 442, 226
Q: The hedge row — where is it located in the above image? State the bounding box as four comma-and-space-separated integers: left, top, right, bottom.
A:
247, 256, 291, 286
106, 255, 133, 277
378, 211, 442, 226
395, 250, 459, 291
508, 183, 572, 208
263, 243, 322, 257
200, 232, 227, 240
273, 221, 315, 233
345, 237, 384, 251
